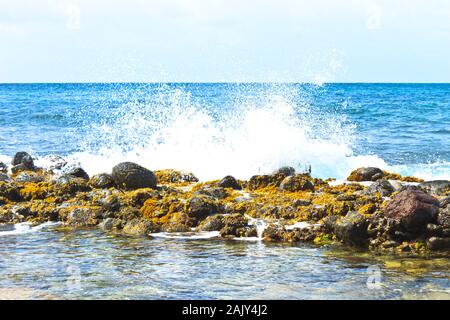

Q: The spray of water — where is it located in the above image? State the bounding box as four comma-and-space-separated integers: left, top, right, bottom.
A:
58, 84, 389, 181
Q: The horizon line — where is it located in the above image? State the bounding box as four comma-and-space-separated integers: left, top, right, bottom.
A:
1, 81, 450, 85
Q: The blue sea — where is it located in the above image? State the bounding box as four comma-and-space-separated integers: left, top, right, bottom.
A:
1, 83, 449, 180
1, 83, 450, 299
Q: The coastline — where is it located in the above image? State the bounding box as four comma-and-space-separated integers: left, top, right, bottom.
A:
1, 152, 449, 255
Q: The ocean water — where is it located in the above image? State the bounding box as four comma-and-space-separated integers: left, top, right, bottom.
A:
1, 83, 449, 180
1, 83, 450, 299
0, 226, 449, 300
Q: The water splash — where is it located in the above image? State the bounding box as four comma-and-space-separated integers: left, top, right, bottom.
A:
63, 84, 388, 180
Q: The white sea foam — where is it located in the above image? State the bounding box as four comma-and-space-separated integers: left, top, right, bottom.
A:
149, 231, 220, 240
0, 222, 60, 236
60, 87, 396, 181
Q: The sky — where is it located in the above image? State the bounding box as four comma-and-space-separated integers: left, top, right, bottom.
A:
1, 0, 450, 83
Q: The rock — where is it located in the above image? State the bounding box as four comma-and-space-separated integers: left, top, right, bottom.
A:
383, 189, 439, 235
122, 218, 153, 236
365, 179, 394, 196
14, 172, 45, 183
262, 226, 285, 241
154, 169, 198, 184
123, 188, 160, 207
248, 173, 289, 190
347, 167, 384, 182
0, 173, 11, 182
185, 195, 219, 220
194, 186, 228, 199
419, 180, 450, 196
53, 175, 91, 196
11, 164, 33, 174
112, 162, 157, 190
64, 207, 99, 227
272, 166, 296, 176
279, 174, 314, 192
197, 215, 225, 231
89, 173, 115, 189
218, 175, 241, 190
65, 167, 89, 180
219, 214, 255, 237
0, 162, 7, 173
389, 180, 404, 192
161, 223, 191, 233
0, 182, 21, 202
437, 203, 450, 228
382, 240, 400, 248
98, 218, 115, 231
11, 152, 35, 170
330, 212, 369, 247
427, 237, 450, 251
46, 155, 67, 171
440, 196, 450, 207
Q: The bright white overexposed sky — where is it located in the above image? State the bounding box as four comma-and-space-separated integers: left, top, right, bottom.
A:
1, 0, 450, 83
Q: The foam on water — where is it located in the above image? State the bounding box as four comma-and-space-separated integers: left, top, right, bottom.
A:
0, 222, 60, 236
149, 231, 220, 240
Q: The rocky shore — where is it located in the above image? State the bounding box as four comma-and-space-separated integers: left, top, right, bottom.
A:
1, 152, 450, 254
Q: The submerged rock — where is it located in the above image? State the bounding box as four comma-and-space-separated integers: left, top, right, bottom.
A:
89, 173, 115, 189
218, 175, 241, 190
383, 189, 439, 235
347, 167, 384, 182
112, 162, 157, 190
419, 180, 450, 196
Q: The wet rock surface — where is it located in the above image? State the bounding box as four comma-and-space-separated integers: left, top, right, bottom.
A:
218, 175, 241, 190
89, 173, 115, 189
0, 158, 449, 253
347, 167, 384, 182
383, 189, 439, 234
112, 162, 157, 190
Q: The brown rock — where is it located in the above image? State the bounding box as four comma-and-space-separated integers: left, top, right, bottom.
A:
383, 189, 439, 234
347, 167, 384, 182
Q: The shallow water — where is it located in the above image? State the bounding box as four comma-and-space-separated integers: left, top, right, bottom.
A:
0, 225, 449, 300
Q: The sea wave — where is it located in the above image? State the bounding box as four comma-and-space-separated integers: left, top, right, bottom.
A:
0, 222, 60, 236
56, 86, 387, 180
